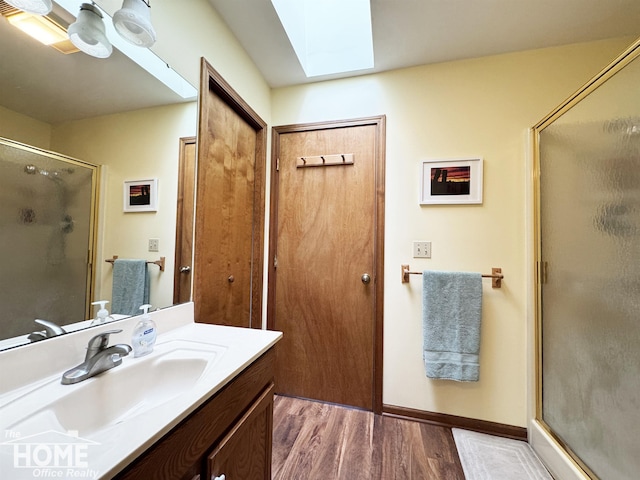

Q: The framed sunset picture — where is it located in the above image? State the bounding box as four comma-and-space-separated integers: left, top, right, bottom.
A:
123, 178, 158, 212
420, 158, 483, 205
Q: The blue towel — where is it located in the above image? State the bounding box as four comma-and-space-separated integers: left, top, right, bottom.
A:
423, 270, 483, 381
112, 259, 150, 315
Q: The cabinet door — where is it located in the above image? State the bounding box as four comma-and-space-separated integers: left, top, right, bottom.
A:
207, 383, 274, 480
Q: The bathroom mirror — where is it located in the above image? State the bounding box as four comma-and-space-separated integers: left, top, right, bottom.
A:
0, 0, 197, 350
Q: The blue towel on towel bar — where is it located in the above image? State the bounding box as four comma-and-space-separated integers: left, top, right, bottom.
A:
422, 270, 483, 382
112, 259, 150, 316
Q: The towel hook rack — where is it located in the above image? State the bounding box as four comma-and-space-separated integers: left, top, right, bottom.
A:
401, 264, 503, 288
105, 255, 165, 272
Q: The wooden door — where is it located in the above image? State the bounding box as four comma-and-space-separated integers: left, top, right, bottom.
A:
174, 136, 196, 304
268, 117, 385, 412
194, 59, 267, 328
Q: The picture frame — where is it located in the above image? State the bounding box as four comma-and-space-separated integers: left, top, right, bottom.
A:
123, 178, 158, 212
420, 157, 483, 205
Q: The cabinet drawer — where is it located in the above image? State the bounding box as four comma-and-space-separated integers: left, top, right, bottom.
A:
207, 383, 274, 480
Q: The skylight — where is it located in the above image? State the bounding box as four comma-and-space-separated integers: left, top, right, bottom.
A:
271, 0, 374, 78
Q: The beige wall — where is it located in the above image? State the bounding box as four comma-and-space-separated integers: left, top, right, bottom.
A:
0, 105, 51, 149
271, 37, 633, 427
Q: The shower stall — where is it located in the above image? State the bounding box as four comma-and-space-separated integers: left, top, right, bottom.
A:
532, 39, 640, 479
0, 138, 98, 344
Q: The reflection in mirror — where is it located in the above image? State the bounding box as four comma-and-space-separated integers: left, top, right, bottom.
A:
0, 0, 198, 350
0, 139, 97, 348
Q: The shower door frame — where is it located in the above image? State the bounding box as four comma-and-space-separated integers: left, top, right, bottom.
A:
0, 138, 100, 326
530, 38, 640, 480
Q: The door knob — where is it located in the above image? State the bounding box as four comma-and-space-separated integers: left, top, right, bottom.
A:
179, 266, 191, 273
361, 273, 371, 284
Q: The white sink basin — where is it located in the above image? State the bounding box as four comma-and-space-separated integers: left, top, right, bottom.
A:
0, 311, 282, 480
6, 339, 226, 438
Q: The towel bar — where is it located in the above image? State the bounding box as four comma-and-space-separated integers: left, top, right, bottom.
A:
105, 255, 165, 272
401, 264, 503, 288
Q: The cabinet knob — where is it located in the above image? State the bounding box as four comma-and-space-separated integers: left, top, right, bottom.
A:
212, 475, 225, 480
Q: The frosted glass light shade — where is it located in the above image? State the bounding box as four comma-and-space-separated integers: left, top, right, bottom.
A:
5, 0, 52, 15
68, 3, 112, 59
113, 0, 156, 47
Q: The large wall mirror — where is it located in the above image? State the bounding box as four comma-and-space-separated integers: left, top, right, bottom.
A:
534, 38, 640, 479
0, 0, 198, 350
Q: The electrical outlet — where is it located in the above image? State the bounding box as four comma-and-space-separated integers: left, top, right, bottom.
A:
148, 238, 159, 252
413, 241, 431, 258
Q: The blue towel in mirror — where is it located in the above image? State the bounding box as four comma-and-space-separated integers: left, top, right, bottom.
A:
423, 270, 482, 382
112, 259, 150, 315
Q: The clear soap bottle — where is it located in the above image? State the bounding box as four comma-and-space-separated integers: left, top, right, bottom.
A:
90, 300, 114, 326
131, 304, 157, 358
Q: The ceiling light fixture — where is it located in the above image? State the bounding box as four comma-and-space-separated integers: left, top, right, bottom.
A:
6, 10, 66, 45
54, 0, 195, 98
4, 0, 52, 15
2, 7, 80, 54
113, 0, 156, 48
67, 2, 112, 59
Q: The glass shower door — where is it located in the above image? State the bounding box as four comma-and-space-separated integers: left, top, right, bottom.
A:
0, 139, 97, 343
536, 45, 640, 479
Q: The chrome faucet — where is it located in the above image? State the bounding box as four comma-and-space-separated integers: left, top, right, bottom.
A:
28, 319, 66, 342
61, 329, 132, 385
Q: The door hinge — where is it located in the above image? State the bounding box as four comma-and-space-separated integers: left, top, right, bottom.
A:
273, 255, 278, 269
537, 261, 548, 284
276, 158, 280, 171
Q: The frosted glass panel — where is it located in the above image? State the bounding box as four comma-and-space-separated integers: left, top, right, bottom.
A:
0, 140, 95, 342
539, 53, 640, 479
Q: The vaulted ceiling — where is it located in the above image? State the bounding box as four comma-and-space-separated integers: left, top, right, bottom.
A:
1, 0, 639, 124
209, 0, 640, 87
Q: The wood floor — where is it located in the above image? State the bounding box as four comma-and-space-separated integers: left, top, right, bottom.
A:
272, 395, 466, 480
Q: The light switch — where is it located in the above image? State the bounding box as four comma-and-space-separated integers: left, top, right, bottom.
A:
413, 241, 431, 258
148, 238, 159, 252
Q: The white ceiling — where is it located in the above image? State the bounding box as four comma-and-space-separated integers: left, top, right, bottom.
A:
209, 0, 640, 87
1, 0, 639, 124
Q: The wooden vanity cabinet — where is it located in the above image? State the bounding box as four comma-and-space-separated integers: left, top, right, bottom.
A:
115, 348, 275, 480
207, 383, 274, 480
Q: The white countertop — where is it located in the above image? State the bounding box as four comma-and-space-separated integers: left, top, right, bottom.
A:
0, 303, 282, 479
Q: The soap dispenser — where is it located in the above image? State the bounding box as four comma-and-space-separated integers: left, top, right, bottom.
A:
90, 300, 114, 326
131, 304, 157, 358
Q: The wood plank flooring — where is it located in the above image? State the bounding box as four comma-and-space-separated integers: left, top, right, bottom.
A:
272, 395, 465, 480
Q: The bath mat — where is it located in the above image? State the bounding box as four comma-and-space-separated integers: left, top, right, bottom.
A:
453, 428, 553, 480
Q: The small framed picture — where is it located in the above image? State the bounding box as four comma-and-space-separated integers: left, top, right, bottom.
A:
123, 178, 158, 212
420, 158, 483, 205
